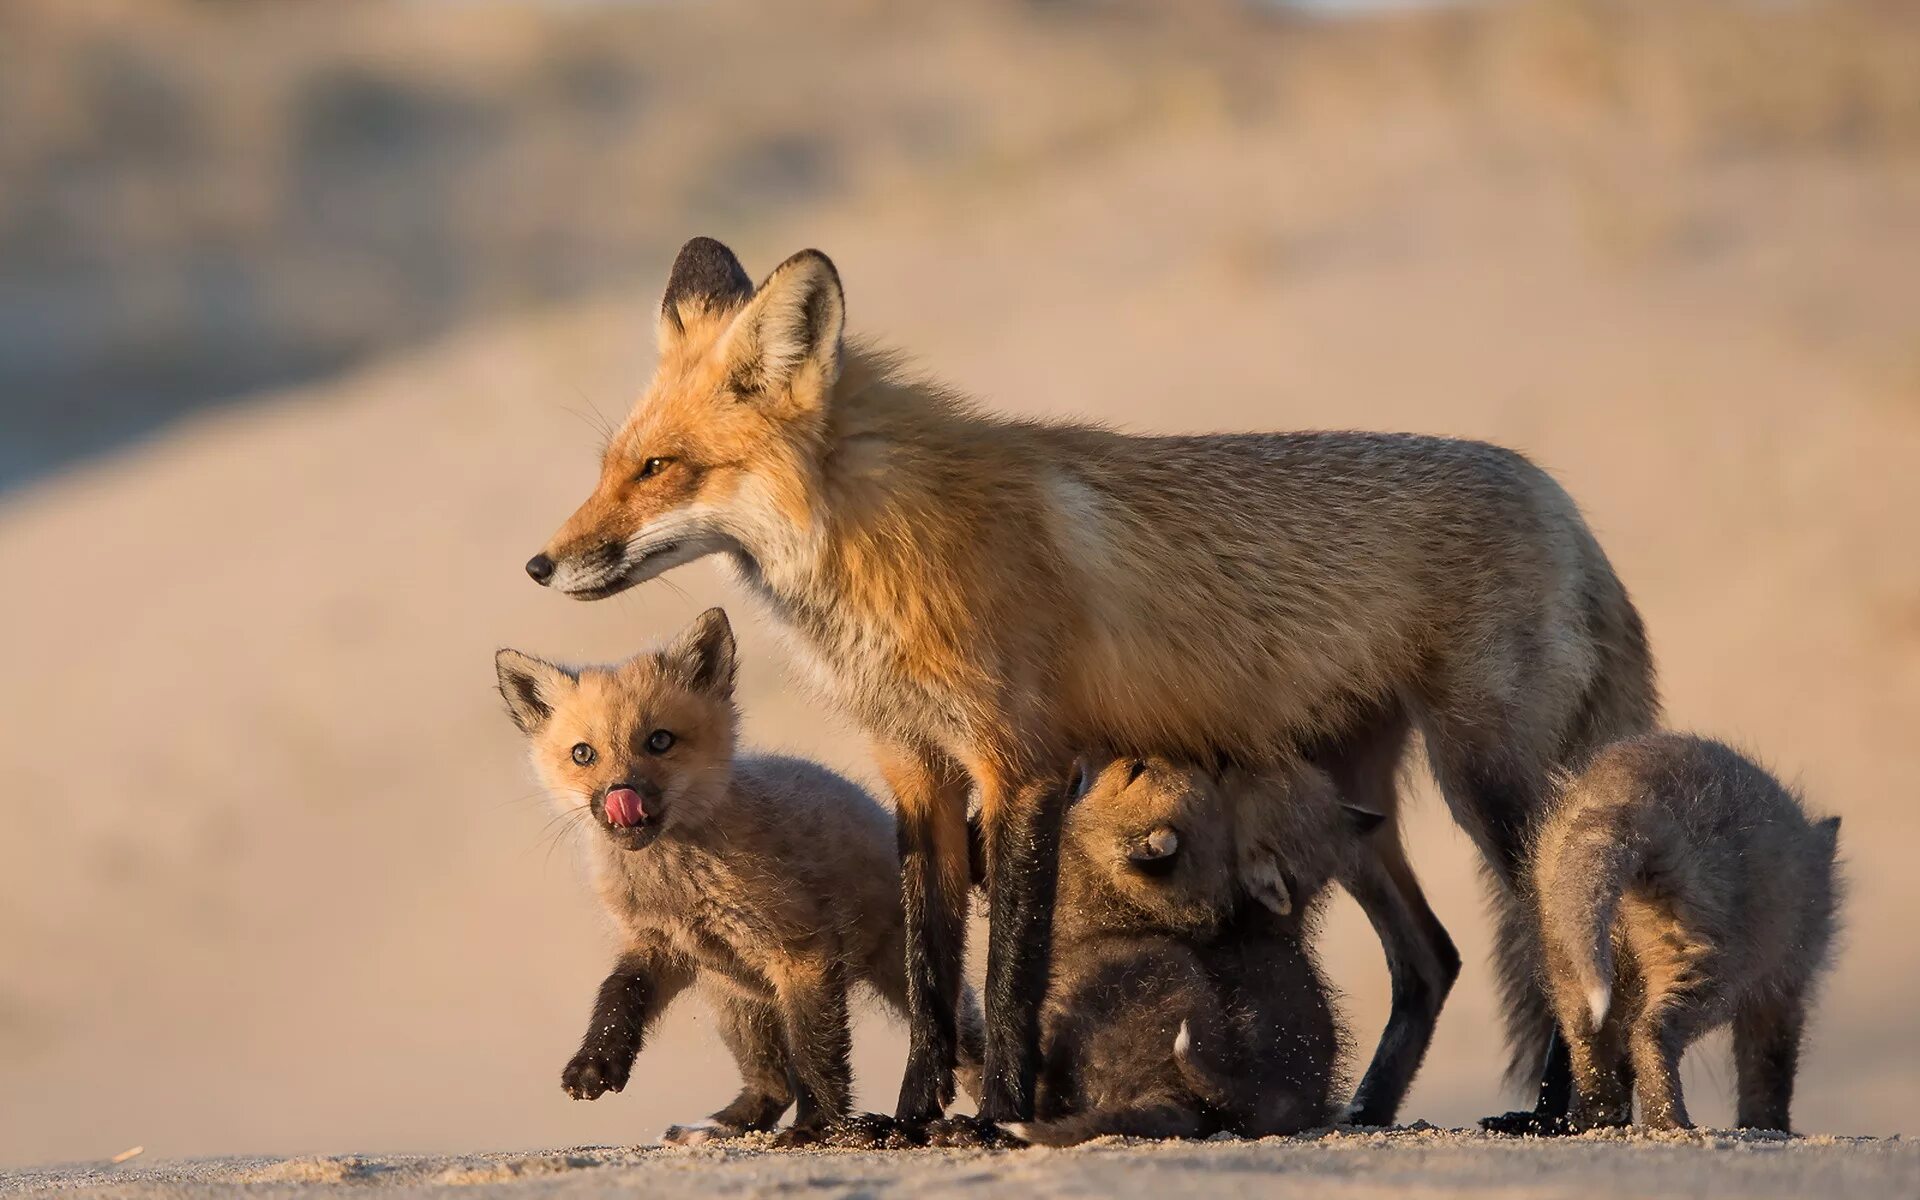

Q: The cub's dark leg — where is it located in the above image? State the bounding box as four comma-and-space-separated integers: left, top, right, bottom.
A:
663, 997, 792, 1143
769, 958, 855, 1147
561, 946, 693, 1102
1310, 701, 1461, 1127
1734, 995, 1806, 1133
1630, 999, 1707, 1131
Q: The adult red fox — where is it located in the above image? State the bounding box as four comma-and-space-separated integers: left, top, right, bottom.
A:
525, 237, 1659, 1132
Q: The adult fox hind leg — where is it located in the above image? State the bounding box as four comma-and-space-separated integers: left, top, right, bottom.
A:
1313, 701, 1462, 1127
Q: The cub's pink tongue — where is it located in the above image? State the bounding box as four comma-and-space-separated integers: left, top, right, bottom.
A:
603, 788, 645, 828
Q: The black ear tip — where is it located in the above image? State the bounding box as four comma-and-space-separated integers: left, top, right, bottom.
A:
779, 247, 841, 284
663, 237, 753, 321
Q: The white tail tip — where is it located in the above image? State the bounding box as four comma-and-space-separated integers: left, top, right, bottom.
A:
1586, 983, 1612, 1028
1173, 1020, 1192, 1058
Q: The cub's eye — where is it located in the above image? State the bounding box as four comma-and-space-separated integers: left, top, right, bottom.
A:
1125, 760, 1148, 785
634, 457, 669, 481
645, 729, 676, 754
571, 743, 596, 766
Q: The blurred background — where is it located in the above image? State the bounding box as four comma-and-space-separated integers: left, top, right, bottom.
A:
2, 0, 1918, 1169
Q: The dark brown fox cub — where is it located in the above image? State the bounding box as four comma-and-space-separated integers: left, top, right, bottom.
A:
496, 608, 983, 1145
1009, 756, 1369, 1146
1533, 732, 1842, 1133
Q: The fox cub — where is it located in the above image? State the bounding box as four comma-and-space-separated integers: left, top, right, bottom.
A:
1533, 732, 1842, 1132
1007, 756, 1368, 1145
496, 608, 982, 1145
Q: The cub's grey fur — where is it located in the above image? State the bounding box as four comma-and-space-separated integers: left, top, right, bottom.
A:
1533, 732, 1842, 1132
1011, 756, 1366, 1145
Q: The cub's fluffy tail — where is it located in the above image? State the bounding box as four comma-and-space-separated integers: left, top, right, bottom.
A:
1534, 799, 1644, 1031
1007, 1099, 1207, 1147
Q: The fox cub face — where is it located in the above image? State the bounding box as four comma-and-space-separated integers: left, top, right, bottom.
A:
496, 608, 739, 852
526, 237, 846, 599
1063, 756, 1381, 933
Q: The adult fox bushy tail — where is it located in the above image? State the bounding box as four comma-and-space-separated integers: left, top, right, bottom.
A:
525, 236, 1659, 1132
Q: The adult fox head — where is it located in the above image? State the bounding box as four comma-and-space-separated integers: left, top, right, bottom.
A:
526, 237, 844, 598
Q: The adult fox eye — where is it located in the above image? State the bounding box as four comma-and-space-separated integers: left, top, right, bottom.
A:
571, 743, 596, 766
646, 729, 675, 754
634, 457, 668, 481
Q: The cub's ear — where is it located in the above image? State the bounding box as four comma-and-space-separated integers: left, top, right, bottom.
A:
1065, 756, 1097, 805
1340, 804, 1389, 837
1244, 859, 1293, 918
717, 249, 844, 414
658, 236, 755, 348
1816, 815, 1842, 848
662, 607, 737, 696
495, 649, 577, 734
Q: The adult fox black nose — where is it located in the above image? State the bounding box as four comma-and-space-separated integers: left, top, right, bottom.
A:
525, 553, 555, 584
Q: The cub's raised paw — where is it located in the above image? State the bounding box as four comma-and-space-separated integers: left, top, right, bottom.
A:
560, 1052, 629, 1101
662, 1121, 749, 1147
1479, 1109, 1575, 1137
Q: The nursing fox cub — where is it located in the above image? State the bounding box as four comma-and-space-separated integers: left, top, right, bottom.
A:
496, 608, 982, 1145
1008, 756, 1370, 1145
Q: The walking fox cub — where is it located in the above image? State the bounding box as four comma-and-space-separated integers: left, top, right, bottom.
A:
1008, 756, 1368, 1145
1533, 732, 1842, 1132
496, 608, 983, 1145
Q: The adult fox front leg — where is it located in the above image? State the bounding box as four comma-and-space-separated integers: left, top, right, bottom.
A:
524, 237, 1659, 1128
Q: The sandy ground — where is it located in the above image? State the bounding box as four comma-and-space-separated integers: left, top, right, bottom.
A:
3, 0, 1919, 1184
9, 1130, 1916, 1200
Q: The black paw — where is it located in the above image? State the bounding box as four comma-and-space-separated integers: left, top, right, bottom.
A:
1479, 1109, 1575, 1137
833, 1113, 921, 1150
561, 1051, 629, 1100
1339, 1097, 1397, 1128
923, 1115, 1019, 1149
770, 1122, 829, 1150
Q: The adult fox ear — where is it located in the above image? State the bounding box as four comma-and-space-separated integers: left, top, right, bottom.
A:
662, 607, 737, 696
658, 237, 755, 351
717, 249, 844, 416
495, 650, 577, 734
